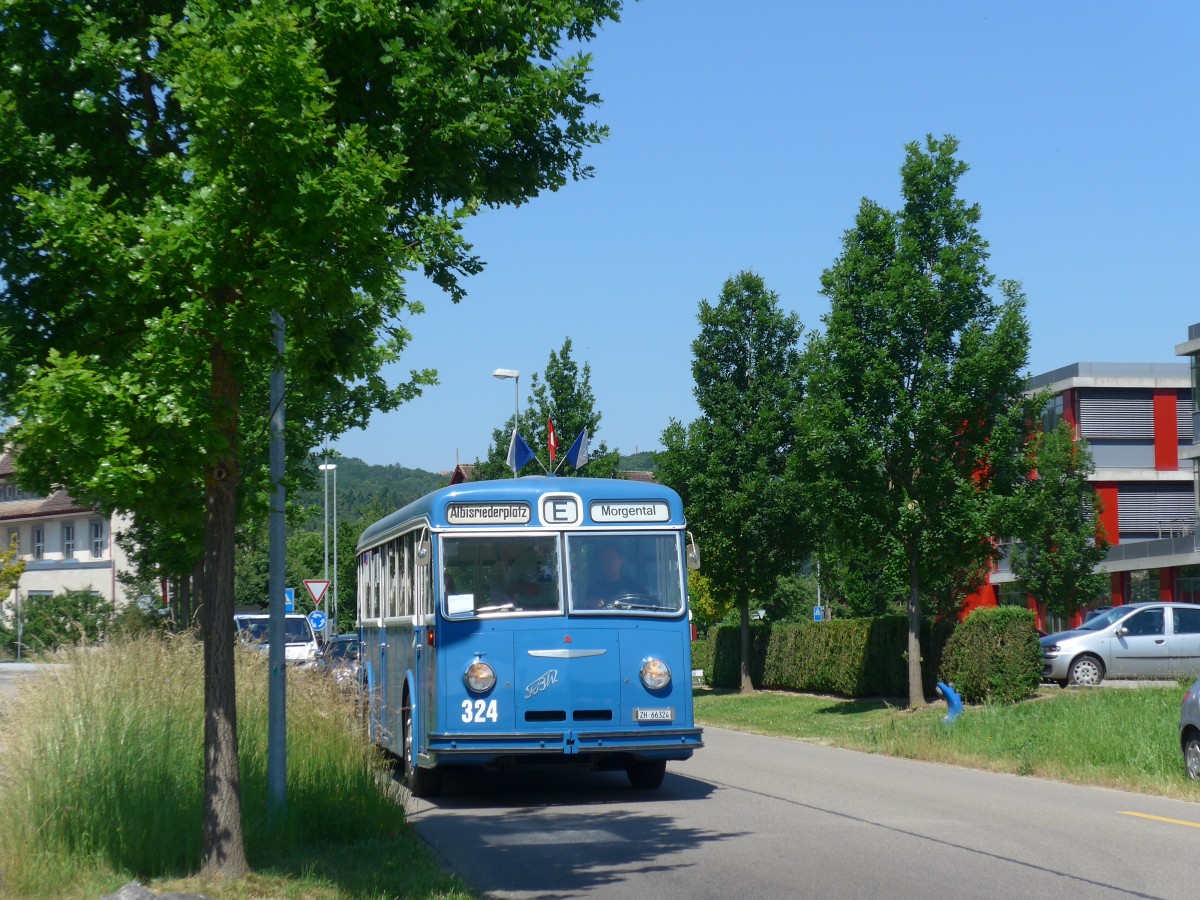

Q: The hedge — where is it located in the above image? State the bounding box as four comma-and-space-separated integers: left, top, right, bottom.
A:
937, 605, 1042, 704
705, 615, 955, 699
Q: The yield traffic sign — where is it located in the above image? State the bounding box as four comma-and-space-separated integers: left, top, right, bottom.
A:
304, 579, 330, 607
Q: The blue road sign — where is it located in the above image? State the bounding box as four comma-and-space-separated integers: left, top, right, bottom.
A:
285, 587, 295, 613
308, 610, 327, 633
813, 605, 824, 622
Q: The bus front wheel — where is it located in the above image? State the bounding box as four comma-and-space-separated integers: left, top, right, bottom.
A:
626, 759, 666, 790
403, 692, 444, 798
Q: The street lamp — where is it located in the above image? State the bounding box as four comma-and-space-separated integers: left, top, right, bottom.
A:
319, 461, 337, 640
492, 368, 520, 478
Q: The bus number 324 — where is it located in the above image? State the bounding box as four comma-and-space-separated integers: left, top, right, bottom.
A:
461, 699, 499, 723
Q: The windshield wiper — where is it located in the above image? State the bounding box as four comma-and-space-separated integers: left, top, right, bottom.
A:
611, 600, 669, 611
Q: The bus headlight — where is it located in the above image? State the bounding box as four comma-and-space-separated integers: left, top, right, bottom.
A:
464, 659, 496, 694
640, 657, 671, 690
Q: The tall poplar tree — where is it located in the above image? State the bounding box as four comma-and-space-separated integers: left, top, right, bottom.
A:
658, 271, 806, 692
802, 136, 1031, 708
0, 0, 620, 875
474, 337, 619, 480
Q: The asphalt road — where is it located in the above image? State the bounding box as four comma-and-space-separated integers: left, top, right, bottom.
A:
407, 725, 1200, 900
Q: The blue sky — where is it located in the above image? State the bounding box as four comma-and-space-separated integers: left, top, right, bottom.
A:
333, 1, 1200, 473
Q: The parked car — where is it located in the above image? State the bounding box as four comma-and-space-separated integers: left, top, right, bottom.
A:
317, 633, 361, 688
1083, 606, 1115, 623
1040, 602, 1200, 687
233, 613, 320, 665
1181, 676, 1200, 780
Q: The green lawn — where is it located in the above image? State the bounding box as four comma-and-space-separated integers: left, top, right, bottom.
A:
694, 683, 1200, 801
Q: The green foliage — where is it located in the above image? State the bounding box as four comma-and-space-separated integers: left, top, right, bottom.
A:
690, 639, 710, 678
659, 271, 809, 689
0, 590, 113, 656
801, 135, 1032, 705
1002, 423, 1111, 619
473, 337, 619, 480
0, 536, 26, 602
938, 606, 1042, 704
706, 616, 955, 698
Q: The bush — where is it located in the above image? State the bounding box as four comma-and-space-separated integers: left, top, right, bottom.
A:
705, 622, 771, 688
0, 589, 113, 656
938, 605, 1042, 704
690, 639, 709, 678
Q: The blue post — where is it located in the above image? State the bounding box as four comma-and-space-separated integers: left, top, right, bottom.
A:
936, 681, 963, 724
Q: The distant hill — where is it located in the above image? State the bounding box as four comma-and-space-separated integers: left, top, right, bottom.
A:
617, 451, 657, 472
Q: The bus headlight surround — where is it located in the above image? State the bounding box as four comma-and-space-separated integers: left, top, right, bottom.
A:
640, 657, 671, 690
464, 659, 496, 694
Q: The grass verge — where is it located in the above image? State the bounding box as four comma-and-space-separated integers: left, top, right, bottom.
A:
694, 684, 1200, 801
0, 635, 475, 900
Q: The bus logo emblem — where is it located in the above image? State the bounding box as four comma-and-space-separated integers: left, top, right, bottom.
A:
525, 669, 559, 699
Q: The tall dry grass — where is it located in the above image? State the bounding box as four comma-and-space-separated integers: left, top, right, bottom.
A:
0, 633, 404, 896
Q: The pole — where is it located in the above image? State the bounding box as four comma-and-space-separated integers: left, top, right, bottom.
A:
332, 465, 338, 637
322, 457, 330, 633
267, 310, 287, 828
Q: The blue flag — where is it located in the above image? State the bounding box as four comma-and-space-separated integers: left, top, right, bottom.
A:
564, 427, 589, 469
506, 428, 536, 475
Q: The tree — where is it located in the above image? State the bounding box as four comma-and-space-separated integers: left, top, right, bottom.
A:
0, 536, 25, 605
1004, 422, 1110, 619
0, 0, 621, 876
473, 338, 619, 480
658, 271, 807, 692
801, 135, 1031, 708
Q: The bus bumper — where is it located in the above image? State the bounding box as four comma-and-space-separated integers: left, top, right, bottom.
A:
425, 726, 704, 763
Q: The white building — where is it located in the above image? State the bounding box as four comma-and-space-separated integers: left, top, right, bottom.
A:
0, 448, 134, 605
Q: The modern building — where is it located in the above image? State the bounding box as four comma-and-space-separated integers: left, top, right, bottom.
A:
0, 448, 134, 606
975, 348, 1200, 631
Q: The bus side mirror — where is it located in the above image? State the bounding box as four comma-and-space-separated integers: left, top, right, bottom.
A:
416, 531, 432, 567
685, 532, 701, 571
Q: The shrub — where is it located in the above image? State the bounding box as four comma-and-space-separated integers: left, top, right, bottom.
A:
708, 614, 955, 698
0, 589, 113, 656
938, 605, 1042, 704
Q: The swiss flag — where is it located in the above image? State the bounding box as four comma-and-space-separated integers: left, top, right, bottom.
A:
547, 418, 560, 462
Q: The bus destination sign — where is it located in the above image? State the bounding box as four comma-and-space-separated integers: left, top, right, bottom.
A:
589, 500, 671, 523
446, 502, 531, 525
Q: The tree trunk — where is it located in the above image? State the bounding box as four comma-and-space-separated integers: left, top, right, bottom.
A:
739, 599, 753, 693
906, 540, 924, 709
199, 342, 249, 878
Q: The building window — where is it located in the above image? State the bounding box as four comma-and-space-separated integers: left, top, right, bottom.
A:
62, 524, 75, 560
1179, 566, 1200, 605
33, 527, 44, 561
1128, 569, 1159, 604
1041, 394, 1064, 433
6, 528, 18, 554
90, 520, 105, 559
997, 582, 1026, 607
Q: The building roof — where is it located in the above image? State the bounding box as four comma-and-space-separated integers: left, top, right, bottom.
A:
1028, 361, 1190, 394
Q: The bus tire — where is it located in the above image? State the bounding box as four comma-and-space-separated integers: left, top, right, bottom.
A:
403, 690, 444, 798
626, 759, 666, 790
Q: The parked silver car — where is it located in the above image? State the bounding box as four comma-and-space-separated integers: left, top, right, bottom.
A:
1181, 676, 1200, 780
1040, 602, 1200, 687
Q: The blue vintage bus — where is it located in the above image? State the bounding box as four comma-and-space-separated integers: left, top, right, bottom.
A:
356, 475, 703, 796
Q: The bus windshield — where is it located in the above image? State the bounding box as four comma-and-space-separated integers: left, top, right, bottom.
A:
442, 534, 561, 616
567, 532, 684, 614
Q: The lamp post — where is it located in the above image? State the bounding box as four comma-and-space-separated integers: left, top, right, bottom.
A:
319, 461, 337, 640
492, 368, 520, 477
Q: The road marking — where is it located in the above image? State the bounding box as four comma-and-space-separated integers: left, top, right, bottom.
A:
1119, 810, 1200, 829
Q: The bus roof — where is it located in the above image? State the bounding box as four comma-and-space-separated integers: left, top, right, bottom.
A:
356, 475, 686, 552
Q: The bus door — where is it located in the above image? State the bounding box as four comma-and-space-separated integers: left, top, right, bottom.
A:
414, 531, 437, 759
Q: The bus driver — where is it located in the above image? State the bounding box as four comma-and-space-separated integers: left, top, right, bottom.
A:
583, 545, 645, 609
